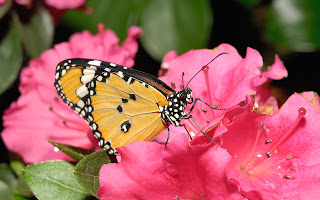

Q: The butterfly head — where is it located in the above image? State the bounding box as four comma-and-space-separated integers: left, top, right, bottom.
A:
178, 87, 193, 104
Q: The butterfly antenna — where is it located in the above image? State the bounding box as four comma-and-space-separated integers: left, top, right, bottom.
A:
186, 52, 229, 88
181, 72, 185, 89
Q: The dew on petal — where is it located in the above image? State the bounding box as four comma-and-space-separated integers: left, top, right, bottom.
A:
54, 147, 60, 152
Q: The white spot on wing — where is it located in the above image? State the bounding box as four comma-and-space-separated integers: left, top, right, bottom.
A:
77, 100, 85, 108
88, 60, 102, 66
117, 71, 124, 78
81, 73, 95, 84
76, 85, 89, 98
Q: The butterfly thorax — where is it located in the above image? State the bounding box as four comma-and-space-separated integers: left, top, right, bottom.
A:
162, 88, 192, 126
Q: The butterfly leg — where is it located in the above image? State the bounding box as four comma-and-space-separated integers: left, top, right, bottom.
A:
184, 115, 214, 143
165, 121, 170, 146
186, 98, 227, 116
182, 124, 193, 140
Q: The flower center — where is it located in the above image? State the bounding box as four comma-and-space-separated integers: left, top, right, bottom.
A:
240, 107, 306, 181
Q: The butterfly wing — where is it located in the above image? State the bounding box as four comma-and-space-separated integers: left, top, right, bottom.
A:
54, 58, 174, 154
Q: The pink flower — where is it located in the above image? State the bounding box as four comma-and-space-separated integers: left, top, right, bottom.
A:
159, 44, 289, 141
221, 93, 320, 199
1, 25, 142, 163
159, 44, 263, 138
0, 0, 86, 9
255, 55, 288, 115
98, 134, 245, 200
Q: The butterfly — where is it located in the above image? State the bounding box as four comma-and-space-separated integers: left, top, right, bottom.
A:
54, 53, 227, 154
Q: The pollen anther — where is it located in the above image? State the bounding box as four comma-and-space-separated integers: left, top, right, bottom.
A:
266, 152, 272, 158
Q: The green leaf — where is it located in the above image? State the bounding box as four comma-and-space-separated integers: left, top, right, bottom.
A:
140, 0, 213, 61
0, 21, 22, 94
10, 161, 33, 198
12, 194, 33, 200
62, 0, 148, 42
266, 0, 320, 52
10, 161, 24, 177
15, 175, 33, 198
0, 0, 12, 19
12, 1, 53, 57
0, 163, 17, 200
48, 141, 93, 162
74, 150, 110, 198
23, 161, 91, 200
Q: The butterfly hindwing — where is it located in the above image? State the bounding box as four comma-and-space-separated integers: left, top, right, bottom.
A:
54, 59, 171, 154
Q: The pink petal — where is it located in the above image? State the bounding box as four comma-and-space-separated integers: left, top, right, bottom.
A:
255, 55, 287, 108
98, 134, 244, 200
44, 0, 85, 9
15, 0, 32, 8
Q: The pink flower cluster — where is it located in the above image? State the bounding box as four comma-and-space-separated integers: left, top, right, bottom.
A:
1, 24, 142, 163
98, 44, 320, 200
1, 22, 319, 199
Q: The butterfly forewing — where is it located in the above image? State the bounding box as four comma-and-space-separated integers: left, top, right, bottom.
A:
54, 58, 169, 154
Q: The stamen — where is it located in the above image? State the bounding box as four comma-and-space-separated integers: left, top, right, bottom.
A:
203, 108, 207, 112
180, 84, 184, 90
202, 64, 214, 117
265, 139, 272, 144
54, 96, 59, 101
286, 154, 293, 160
290, 167, 296, 171
268, 107, 306, 153
62, 119, 66, 124
283, 174, 291, 179
266, 152, 272, 158
48, 105, 52, 110
171, 81, 176, 89
248, 122, 265, 161
206, 119, 210, 123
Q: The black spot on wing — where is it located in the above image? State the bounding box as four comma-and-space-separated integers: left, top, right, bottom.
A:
122, 98, 129, 103
117, 105, 123, 113
120, 120, 131, 133
129, 94, 136, 101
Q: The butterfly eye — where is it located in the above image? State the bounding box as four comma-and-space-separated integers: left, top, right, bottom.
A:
180, 92, 187, 99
